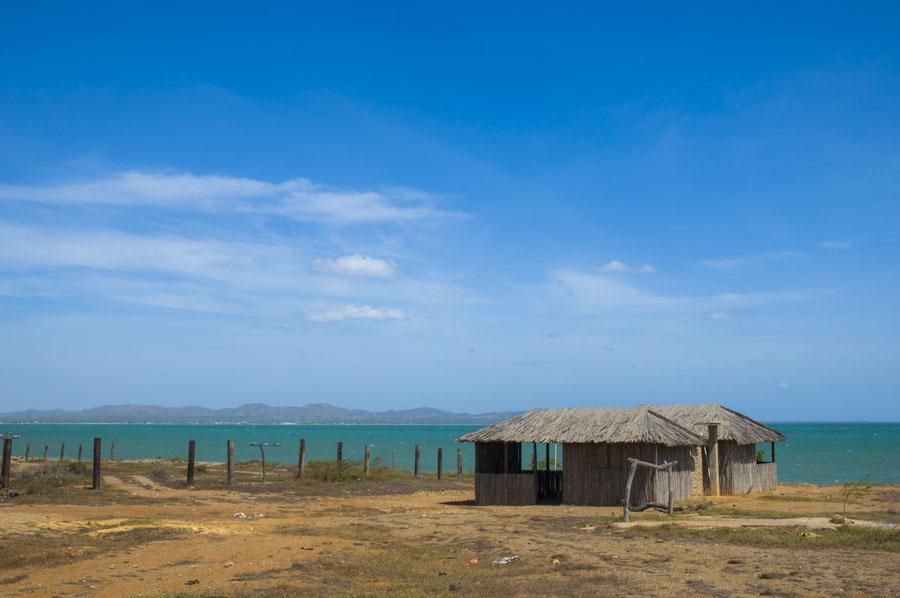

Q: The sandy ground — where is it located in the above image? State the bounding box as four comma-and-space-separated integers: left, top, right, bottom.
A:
1, 471, 899, 597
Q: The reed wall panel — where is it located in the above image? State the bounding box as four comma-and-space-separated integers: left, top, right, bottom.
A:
562, 443, 694, 506
717, 441, 777, 494
475, 473, 536, 505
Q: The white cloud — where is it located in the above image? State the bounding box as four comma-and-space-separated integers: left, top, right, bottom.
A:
702, 250, 805, 270
307, 304, 408, 323
0, 170, 462, 224
594, 260, 655, 274
819, 240, 852, 250
311, 255, 396, 277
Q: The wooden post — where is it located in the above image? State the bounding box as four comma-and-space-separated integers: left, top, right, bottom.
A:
227, 440, 234, 484
414, 444, 421, 477
91, 437, 101, 490
298, 438, 306, 479
186, 440, 196, 486
25, 443, 31, 462
545, 443, 550, 471
42, 443, 48, 461
771, 441, 776, 463
392, 449, 396, 470
336, 442, 343, 479
77, 444, 83, 465
457, 447, 463, 480
1, 438, 11, 489
532, 442, 537, 472
59, 441, 65, 462
623, 458, 637, 522
110, 441, 116, 461
437, 448, 443, 480
667, 463, 674, 515
364, 445, 371, 476
707, 423, 720, 497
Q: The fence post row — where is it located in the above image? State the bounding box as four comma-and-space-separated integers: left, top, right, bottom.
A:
92, 437, 101, 490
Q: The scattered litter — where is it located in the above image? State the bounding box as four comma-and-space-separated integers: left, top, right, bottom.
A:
492, 555, 520, 566
223, 562, 234, 568
800, 530, 819, 538
233, 512, 248, 519
185, 579, 200, 585
881, 522, 897, 529
579, 525, 596, 531
552, 558, 561, 565
468, 558, 479, 566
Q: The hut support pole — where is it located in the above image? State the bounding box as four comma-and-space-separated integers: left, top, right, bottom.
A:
667, 465, 674, 515
771, 441, 775, 463
545, 443, 550, 471
708, 424, 720, 497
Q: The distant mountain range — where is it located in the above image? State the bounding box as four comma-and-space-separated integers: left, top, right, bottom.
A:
0, 402, 520, 424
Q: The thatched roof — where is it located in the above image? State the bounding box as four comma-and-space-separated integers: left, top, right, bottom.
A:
457, 403, 784, 446
457, 406, 704, 447
650, 403, 784, 444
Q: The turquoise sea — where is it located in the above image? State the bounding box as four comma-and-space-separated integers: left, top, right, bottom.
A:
1, 422, 898, 484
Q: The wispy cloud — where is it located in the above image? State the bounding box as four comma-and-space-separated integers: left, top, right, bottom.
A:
550, 269, 804, 314
702, 250, 805, 270
819, 240, 852, 250
307, 304, 408, 322
593, 260, 655, 274
311, 255, 396, 277
0, 170, 463, 224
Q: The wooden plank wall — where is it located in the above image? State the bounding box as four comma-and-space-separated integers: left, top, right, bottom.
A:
475, 473, 536, 505
562, 443, 694, 506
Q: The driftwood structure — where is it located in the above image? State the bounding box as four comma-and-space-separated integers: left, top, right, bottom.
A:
458, 403, 784, 506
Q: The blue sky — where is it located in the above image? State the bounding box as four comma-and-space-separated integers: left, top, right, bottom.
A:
1, 2, 898, 419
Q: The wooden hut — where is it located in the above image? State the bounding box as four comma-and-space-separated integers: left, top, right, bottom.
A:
458, 403, 784, 506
